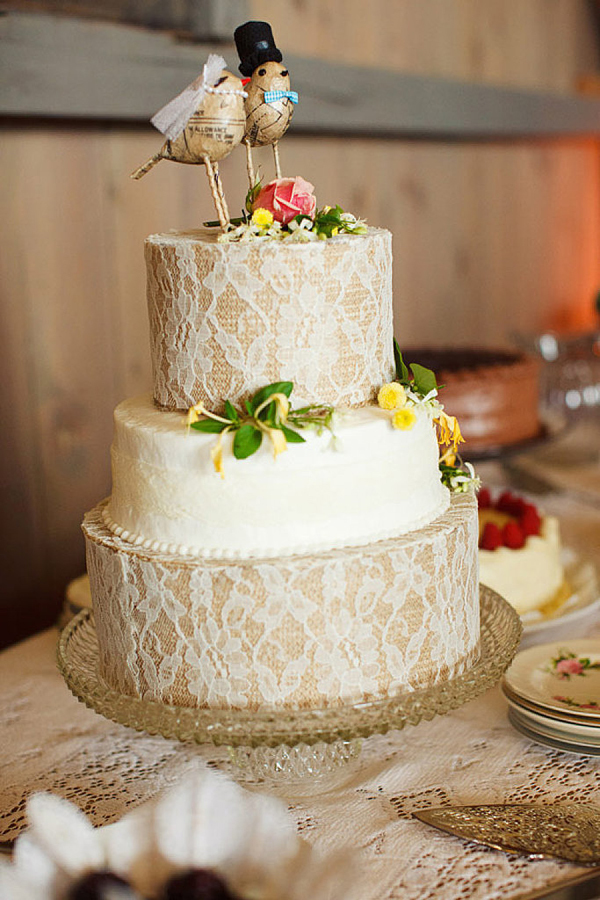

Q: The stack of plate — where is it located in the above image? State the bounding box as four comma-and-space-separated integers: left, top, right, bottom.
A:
502, 639, 600, 755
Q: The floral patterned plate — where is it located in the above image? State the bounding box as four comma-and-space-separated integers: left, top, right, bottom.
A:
502, 639, 600, 722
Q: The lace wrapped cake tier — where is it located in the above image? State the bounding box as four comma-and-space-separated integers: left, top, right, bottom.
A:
146, 228, 395, 410
83, 492, 479, 712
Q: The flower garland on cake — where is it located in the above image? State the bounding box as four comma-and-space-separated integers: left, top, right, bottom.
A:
376, 340, 479, 493
187, 382, 334, 477
209, 176, 367, 242
186, 340, 479, 494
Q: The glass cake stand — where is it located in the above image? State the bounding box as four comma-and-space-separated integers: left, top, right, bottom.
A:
57, 587, 521, 776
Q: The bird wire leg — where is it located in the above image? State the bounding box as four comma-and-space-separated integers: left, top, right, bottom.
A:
245, 141, 256, 189
214, 163, 231, 226
273, 141, 282, 179
130, 152, 162, 180
204, 157, 228, 229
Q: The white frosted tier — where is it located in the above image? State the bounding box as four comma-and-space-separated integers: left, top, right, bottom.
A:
105, 394, 450, 559
479, 517, 564, 615
145, 228, 395, 410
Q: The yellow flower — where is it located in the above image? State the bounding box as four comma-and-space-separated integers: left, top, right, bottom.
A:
274, 393, 289, 423
392, 407, 417, 430
451, 416, 464, 448
254, 392, 289, 424
186, 403, 204, 429
211, 434, 225, 478
267, 426, 288, 459
439, 447, 456, 466
436, 411, 464, 452
252, 207, 274, 226
377, 382, 407, 410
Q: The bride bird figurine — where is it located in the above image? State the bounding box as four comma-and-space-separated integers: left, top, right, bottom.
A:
234, 21, 298, 189
130, 55, 247, 228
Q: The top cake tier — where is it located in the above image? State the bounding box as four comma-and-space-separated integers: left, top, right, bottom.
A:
146, 228, 394, 410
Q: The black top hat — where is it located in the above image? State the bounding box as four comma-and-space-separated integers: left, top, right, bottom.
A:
234, 21, 283, 76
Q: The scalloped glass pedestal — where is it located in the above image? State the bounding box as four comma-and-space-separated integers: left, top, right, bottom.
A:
225, 740, 364, 781
57, 587, 521, 778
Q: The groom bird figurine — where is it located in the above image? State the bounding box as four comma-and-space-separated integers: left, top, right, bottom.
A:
234, 21, 298, 189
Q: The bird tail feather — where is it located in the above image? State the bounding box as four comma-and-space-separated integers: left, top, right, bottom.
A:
130, 154, 162, 180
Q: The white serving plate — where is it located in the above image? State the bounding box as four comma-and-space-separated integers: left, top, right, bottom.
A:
505, 697, 600, 744
507, 705, 600, 756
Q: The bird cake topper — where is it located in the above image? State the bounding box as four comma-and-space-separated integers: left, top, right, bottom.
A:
130, 54, 247, 227
234, 21, 298, 189
130, 21, 368, 243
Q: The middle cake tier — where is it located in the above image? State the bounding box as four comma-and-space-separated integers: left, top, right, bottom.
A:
104, 394, 450, 559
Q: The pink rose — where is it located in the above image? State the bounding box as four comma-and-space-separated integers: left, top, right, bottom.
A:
556, 658, 584, 677
252, 176, 316, 225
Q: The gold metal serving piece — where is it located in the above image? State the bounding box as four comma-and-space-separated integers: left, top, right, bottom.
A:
413, 803, 600, 865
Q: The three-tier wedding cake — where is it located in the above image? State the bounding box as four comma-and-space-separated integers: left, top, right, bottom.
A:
82, 228, 480, 712
81, 22, 480, 714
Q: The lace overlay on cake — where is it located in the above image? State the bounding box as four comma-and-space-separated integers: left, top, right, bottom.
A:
83, 493, 479, 711
146, 229, 395, 410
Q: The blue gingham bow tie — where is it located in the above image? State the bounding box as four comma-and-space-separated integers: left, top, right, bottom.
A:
263, 90, 299, 105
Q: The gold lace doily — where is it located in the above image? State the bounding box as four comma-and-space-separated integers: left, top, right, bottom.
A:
57, 586, 521, 749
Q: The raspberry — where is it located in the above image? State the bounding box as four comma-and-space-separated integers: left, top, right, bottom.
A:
503, 521, 526, 549
521, 501, 539, 517
520, 506, 541, 537
480, 522, 502, 550
477, 487, 491, 509
496, 491, 525, 517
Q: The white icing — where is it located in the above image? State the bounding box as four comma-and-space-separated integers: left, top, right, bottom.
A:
106, 394, 450, 559
479, 516, 564, 615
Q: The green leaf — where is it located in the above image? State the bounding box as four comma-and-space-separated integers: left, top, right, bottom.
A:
190, 419, 229, 434
281, 425, 306, 443
394, 339, 411, 384
245, 176, 263, 214
233, 424, 262, 459
249, 381, 293, 413
224, 400, 239, 425
245, 400, 254, 416
292, 213, 313, 226
410, 363, 438, 396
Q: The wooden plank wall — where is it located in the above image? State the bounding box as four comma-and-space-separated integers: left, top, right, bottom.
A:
1, 0, 599, 646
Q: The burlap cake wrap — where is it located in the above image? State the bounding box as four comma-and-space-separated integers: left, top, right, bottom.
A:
146, 228, 395, 410
83, 492, 479, 712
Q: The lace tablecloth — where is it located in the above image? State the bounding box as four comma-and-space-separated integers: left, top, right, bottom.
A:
1, 462, 599, 900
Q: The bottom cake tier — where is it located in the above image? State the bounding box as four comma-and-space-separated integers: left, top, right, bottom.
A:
83, 492, 479, 712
